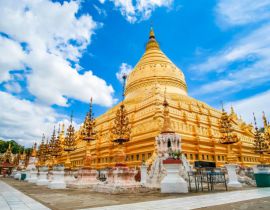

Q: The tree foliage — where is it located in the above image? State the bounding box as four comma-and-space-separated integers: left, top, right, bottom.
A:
0, 140, 30, 154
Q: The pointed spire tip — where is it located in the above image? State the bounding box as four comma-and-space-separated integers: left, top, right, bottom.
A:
149, 27, 155, 39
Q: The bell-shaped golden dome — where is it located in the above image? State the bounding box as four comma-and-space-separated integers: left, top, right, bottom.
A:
125, 28, 187, 100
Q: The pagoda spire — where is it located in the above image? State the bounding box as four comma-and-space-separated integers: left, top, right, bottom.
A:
51, 124, 62, 161
111, 73, 130, 144
31, 142, 37, 157
146, 26, 159, 50
253, 113, 268, 161
161, 88, 174, 134
61, 123, 65, 135
263, 111, 268, 128
149, 27, 155, 39
50, 126, 57, 144
219, 104, 239, 144
111, 103, 130, 144
38, 133, 46, 166
81, 98, 97, 168
230, 106, 235, 115
82, 98, 96, 142
64, 113, 76, 151
63, 112, 77, 169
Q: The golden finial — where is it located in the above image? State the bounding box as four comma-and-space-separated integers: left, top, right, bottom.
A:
149, 27, 155, 40
122, 74, 127, 100
57, 124, 61, 135
230, 105, 235, 115
253, 112, 258, 129
220, 101, 225, 112
61, 123, 65, 133
262, 111, 268, 128
146, 26, 159, 50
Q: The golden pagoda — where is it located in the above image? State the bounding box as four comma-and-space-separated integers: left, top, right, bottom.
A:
59, 28, 269, 168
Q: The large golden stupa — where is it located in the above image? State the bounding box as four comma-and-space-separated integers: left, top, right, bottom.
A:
59, 28, 269, 168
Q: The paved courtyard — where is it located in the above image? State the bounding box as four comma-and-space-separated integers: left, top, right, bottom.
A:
0, 180, 49, 210
86, 188, 270, 210
1, 178, 270, 210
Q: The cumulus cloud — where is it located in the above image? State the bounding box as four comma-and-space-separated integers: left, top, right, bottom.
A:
227, 90, 270, 127
216, 0, 270, 27
0, 90, 83, 146
116, 63, 133, 83
0, 0, 116, 145
100, 0, 174, 23
0, 91, 82, 146
190, 1, 270, 98
0, 36, 25, 82
0, 0, 115, 107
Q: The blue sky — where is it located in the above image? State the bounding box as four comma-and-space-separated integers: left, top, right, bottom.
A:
0, 0, 270, 146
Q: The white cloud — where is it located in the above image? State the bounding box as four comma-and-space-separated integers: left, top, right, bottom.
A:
0, 0, 116, 145
0, 91, 82, 147
26, 50, 114, 106
116, 63, 133, 83
0, 36, 25, 82
227, 90, 270, 127
190, 2, 270, 97
191, 24, 270, 96
100, 0, 174, 23
0, 0, 115, 107
93, 4, 107, 17
216, 0, 270, 27
0, 92, 53, 145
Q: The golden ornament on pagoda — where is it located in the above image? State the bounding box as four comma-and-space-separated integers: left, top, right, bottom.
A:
81, 98, 96, 168
219, 104, 239, 163
262, 112, 270, 147
253, 113, 269, 163
31, 142, 37, 157
37, 134, 47, 167
50, 125, 63, 165
219, 105, 239, 145
111, 74, 131, 165
63, 114, 77, 169
4, 143, 12, 163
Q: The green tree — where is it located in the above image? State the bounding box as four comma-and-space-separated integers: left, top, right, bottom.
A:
0, 139, 30, 154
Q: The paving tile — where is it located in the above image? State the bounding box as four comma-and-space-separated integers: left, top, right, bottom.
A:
84, 188, 270, 210
0, 180, 50, 210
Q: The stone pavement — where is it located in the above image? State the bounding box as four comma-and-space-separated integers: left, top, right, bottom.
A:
0, 180, 50, 210
85, 188, 270, 210
1, 179, 270, 210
